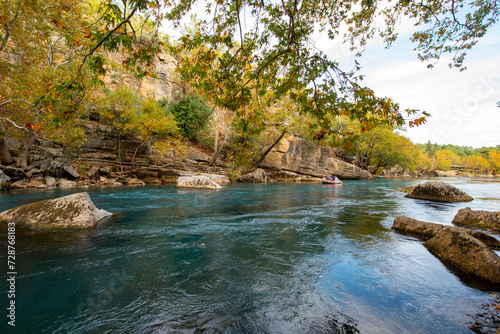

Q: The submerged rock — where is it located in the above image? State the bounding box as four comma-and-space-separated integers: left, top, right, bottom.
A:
452, 207, 500, 233
424, 229, 500, 284
176, 175, 222, 189
404, 181, 473, 203
0, 192, 112, 229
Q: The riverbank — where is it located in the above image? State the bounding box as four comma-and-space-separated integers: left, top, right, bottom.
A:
0, 119, 497, 192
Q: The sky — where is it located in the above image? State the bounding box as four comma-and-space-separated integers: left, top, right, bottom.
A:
321, 22, 500, 148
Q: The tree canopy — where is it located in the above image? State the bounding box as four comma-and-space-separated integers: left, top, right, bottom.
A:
74, 0, 497, 126
1, 0, 498, 170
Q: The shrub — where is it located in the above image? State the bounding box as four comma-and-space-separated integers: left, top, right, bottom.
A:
164, 94, 212, 140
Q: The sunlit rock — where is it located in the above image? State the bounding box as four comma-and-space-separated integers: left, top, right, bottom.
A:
0, 192, 112, 229
392, 216, 444, 239
396, 184, 418, 193
405, 181, 473, 203
452, 207, 500, 233
264, 134, 373, 179
424, 228, 500, 284
58, 179, 77, 188
45, 176, 56, 187
392, 216, 500, 250
176, 175, 222, 189
237, 168, 268, 183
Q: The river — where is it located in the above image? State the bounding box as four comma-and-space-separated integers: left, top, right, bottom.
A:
1, 178, 500, 333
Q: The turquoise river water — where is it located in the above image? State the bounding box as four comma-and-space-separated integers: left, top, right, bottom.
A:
1, 178, 500, 333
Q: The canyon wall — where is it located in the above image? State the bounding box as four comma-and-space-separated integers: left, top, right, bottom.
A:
264, 135, 373, 179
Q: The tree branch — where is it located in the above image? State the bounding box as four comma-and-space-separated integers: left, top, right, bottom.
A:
0, 3, 19, 53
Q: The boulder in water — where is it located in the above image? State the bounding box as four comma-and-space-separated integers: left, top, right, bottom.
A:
392, 216, 500, 250
0, 192, 112, 229
452, 207, 500, 233
176, 175, 222, 189
404, 181, 473, 203
237, 168, 269, 183
424, 228, 500, 284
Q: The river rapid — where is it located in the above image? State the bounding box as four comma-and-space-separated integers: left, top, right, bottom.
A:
1, 178, 500, 333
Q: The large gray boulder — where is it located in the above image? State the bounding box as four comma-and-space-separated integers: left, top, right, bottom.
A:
1, 166, 26, 181
424, 229, 500, 284
392, 216, 445, 239
0, 170, 11, 190
405, 181, 473, 203
0, 192, 111, 229
392, 216, 500, 250
452, 207, 500, 233
237, 168, 269, 183
176, 175, 222, 189
47, 161, 80, 179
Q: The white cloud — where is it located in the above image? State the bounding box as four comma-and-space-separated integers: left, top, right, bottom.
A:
349, 27, 500, 148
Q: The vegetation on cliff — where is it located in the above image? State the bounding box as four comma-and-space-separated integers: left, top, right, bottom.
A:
1, 0, 498, 176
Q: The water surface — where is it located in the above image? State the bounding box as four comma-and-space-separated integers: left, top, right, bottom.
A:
1, 178, 500, 333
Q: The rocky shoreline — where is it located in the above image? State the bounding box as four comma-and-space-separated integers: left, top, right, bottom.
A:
0, 119, 376, 192
1, 119, 497, 192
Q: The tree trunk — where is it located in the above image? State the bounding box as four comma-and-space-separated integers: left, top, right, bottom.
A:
246, 128, 287, 173
15, 130, 36, 169
210, 145, 222, 167
118, 134, 122, 172
132, 141, 148, 171
0, 137, 14, 165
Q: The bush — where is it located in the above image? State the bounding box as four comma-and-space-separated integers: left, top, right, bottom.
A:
163, 94, 212, 140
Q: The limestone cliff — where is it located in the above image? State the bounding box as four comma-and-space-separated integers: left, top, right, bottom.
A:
103, 51, 183, 101
263, 135, 373, 179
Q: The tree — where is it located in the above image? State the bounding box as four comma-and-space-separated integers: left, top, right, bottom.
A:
348, 126, 421, 173
0, 0, 94, 168
100, 87, 181, 170
163, 94, 212, 141
434, 149, 461, 171
462, 154, 490, 173
488, 150, 500, 173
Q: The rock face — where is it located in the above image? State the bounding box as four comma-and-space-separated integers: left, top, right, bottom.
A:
0, 192, 112, 229
0, 170, 11, 190
103, 51, 182, 101
392, 216, 500, 250
176, 175, 222, 189
237, 168, 269, 183
424, 229, 500, 284
404, 181, 473, 203
452, 207, 500, 232
264, 135, 372, 179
